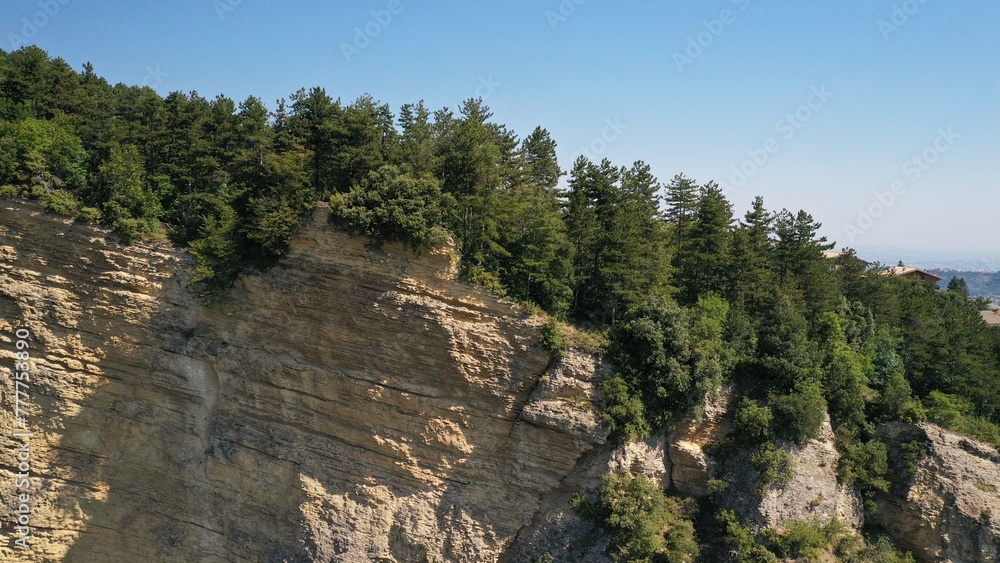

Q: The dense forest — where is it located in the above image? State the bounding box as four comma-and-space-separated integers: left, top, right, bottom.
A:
3, 46, 999, 561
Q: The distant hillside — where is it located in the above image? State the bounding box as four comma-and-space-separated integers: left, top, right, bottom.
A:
932, 269, 1000, 301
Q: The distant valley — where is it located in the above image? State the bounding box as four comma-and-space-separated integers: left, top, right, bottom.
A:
930, 269, 1000, 302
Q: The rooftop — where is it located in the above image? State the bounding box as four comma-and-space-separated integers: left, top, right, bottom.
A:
882, 266, 945, 282
981, 309, 1000, 326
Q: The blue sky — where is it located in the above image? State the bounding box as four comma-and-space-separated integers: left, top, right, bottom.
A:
4, 0, 999, 261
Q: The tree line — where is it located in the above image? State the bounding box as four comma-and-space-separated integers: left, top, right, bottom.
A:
4, 45, 999, 560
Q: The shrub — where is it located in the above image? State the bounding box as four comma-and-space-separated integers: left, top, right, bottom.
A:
924, 391, 1000, 449
0, 184, 20, 198
923, 391, 970, 428
844, 536, 915, 562
112, 216, 162, 244
735, 397, 773, 443
771, 381, 827, 444
716, 510, 779, 563
329, 165, 451, 249
168, 193, 231, 245
707, 478, 729, 499
598, 473, 699, 562
40, 189, 81, 217
838, 439, 890, 499
763, 519, 827, 560
751, 442, 794, 494
600, 376, 650, 441
872, 371, 925, 423
538, 318, 568, 354
463, 265, 507, 296
900, 440, 928, 475
76, 206, 102, 223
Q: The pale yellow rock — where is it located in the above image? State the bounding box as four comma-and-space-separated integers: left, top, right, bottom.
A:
0, 201, 607, 562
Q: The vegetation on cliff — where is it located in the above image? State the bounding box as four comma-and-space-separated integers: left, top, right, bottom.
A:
2, 46, 998, 561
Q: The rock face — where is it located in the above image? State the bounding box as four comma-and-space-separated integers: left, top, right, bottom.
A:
668, 385, 734, 498
3, 200, 998, 562
719, 414, 863, 532
877, 422, 1000, 563
502, 436, 668, 562
0, 202, 608, 562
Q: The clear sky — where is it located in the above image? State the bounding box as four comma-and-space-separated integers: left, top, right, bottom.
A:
4, 0, 998, 261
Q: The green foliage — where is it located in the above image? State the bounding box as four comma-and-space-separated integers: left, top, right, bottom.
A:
76, 206, 102, 223
923, 390, 973, 428
463, 265, 507, 296
716, 510, 779, 563
872, 371, 925, 423
600, 375, 651, 441
94, 143, 162, 242
924, 392, 1000, 448
329, 165, 451, 249
40, 188, 81, 217
751, 442, 794, 493
189, 207, 243, 295
760, 519, 915, 563
762, 519, 828, 560
900, 440, 928, 475
822, 340, 869, 436
6, 49, 1000, 490
843, 537, 915, 563
538, 318, 568, 354
566, 158, 670, 324
751, 292, 819, 392
716, 511, 914, 563
771, 381, 827, 444
673, 182, 734, 305
169, 193, 231, 245
734, 397, 773, 443
592, 473, 699, 562
0, 117, 88, 190
706, 478, 729, 498
609, 296, 730, 433
838, 439, 890, 506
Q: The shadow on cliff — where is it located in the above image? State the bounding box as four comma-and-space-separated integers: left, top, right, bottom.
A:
47, 220, 555, 562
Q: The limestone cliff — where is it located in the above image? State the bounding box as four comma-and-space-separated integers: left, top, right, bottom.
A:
877, 422, 1000, 563
0, 201, 608, 562
1, 200, 998, 563
716, 414, 864, 532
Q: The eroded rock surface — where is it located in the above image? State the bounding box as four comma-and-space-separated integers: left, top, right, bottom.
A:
668, 385, 734, 498
718, 414, 863, 532
877, 422, 1000, 563
0, 202, 608, 562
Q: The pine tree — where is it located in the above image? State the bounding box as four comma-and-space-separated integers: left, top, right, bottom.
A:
288, 87, 342, 198
520, 126, 562, 196
676, 182, 733, 305
397, 101, 436, 176
731, 196, 776, 313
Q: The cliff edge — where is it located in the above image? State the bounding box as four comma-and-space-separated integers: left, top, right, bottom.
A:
0, 202, 607, 562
